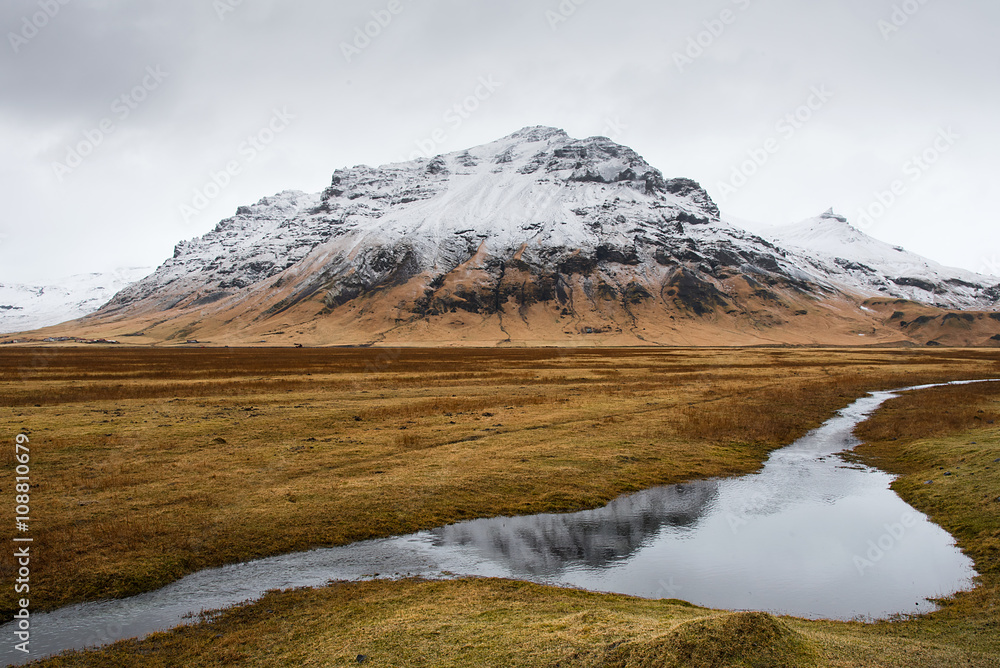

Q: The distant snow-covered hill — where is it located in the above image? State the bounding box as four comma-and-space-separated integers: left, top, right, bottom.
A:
759, 209, 999, 310
0, 268, 152, 334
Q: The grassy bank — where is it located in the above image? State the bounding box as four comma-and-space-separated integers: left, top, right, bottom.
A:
850, 380, 1000, 657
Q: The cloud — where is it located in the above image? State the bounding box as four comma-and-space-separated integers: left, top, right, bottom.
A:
1, 0, 998, 282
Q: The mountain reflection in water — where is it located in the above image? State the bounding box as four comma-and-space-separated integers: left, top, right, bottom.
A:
430, 481, 719, 574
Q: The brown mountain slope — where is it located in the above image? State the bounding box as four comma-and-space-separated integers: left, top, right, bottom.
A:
17, 264, 1000, 348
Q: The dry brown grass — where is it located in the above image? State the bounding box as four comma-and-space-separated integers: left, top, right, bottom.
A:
2, 346, 999, 623
30, 578, 998, 668
856, 381, 1000, 443
7, 347, 1000, 666
679, 369, 1000, 446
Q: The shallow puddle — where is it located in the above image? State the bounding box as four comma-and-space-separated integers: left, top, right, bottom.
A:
2, 380, 992, 665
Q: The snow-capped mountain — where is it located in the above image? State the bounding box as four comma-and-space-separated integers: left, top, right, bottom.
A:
34, 127, 1000, 346
0, 268, 152, 335
761, 210, 999, 310
105, 125, 797, 312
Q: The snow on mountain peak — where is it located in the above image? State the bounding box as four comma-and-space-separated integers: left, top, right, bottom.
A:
377, 126, 681, 205
503, 125, 569, 142
772, 210, 868, 249
762, 211, 997, 309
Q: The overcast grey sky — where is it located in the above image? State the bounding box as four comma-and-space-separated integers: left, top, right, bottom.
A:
2, 0, 998, 283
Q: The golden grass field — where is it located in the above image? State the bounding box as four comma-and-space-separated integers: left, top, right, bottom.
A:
2, 346, 1000, 666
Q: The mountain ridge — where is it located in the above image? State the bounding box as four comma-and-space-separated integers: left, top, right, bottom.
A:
16, 126, 1000, 347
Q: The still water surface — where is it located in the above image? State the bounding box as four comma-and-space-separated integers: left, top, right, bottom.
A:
3, 380, 992, 665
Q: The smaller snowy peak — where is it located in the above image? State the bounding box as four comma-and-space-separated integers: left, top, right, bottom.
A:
770, 210, 868, 250
762, 211, 998, 309
0, 267, 153, 334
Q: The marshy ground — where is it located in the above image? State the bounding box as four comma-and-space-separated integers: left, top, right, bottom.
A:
2, 347, 999, 666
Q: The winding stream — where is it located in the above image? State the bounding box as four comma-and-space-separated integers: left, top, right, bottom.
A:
3, 380, 995, 665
